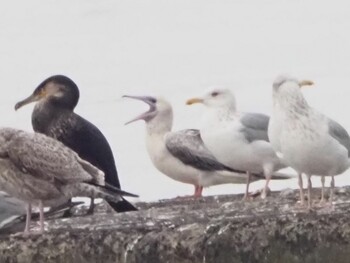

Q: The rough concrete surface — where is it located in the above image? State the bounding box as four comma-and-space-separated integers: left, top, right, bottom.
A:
1, 187, 350, 263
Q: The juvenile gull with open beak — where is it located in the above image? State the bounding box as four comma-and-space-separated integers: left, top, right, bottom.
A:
123, 95, 267, 197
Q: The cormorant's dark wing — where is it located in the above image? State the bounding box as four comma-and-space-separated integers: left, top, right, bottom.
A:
50, 114, 121, 187
48, 113, 137, 212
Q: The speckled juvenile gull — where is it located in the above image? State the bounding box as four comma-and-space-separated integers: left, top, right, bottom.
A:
186, 88, 294, 199
123, 95, 266, 197
268, 75, 350, 208
0, 127, 137, 234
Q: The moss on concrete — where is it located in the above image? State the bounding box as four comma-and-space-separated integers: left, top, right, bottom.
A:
1, 187, 350, 263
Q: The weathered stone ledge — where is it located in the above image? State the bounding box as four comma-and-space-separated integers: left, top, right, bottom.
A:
1, 187, 350, 263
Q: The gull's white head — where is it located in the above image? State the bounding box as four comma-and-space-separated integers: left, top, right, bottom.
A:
272, 75, 314, 110
273, 75, 314, 93
186, 87, 237, 110
123, 95, 173, 126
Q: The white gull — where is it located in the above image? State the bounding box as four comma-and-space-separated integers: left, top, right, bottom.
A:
123, 95, 269, 197
268, 75, 350, 208
186, 88, 294, 199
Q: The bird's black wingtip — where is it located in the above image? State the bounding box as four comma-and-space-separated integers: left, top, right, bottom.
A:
107, 198, 138, 212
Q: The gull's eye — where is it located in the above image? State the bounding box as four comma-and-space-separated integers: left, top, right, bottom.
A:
149, 97, 157, 103
211, 91, 219, 97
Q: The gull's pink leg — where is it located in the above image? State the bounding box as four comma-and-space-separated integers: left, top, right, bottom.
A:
193, 185, 198, 196
24, 203, 32, 234
39, 200, 45, 234
261, 165, 274, 199
330, 175, 335, 205
243, 172, 251, 200
298, 173, 305, 206
194, 186, 203, 197
307, 174, 312, 210
261, 174, 272, 199
320, 175, 326, 204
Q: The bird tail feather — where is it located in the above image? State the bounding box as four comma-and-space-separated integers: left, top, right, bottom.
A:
90, 182, 139, 212
89, 184, 138, 212
60, 183, 138, 208
86, 182, 138, 199
107, 198, 138, 212
271, 171, 296, 180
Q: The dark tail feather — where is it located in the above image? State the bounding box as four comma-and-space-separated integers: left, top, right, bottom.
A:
250, 171, 296, 181
251, 172, 266, 180
87, 182, 139, 198
107, 198, 138, 212
271, 171, 296, 180
92, 184, 138, 212
48, 200, 84, 216
86, 183, 138, 212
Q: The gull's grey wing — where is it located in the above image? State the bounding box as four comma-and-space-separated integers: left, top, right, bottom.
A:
165, 129, 245, 173
240, 113, 270, 143
6, 131, 96, 184
328, 119, 350, 157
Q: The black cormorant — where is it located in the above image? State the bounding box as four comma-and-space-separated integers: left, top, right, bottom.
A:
15, 75, 137, 213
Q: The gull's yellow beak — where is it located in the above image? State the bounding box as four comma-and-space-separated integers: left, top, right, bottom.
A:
299, 80, 314, 88
186, 98, 204, 105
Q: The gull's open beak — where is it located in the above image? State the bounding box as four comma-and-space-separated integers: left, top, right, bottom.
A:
186, 97, 204, 105
299, 80, 314, 88
123, 95, 157, 125
15, 93, 42, 111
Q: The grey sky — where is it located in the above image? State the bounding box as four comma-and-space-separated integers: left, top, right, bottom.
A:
1, 0, 350, 200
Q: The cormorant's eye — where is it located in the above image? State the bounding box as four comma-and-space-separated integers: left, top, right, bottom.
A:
211, 91, 219, 97
38, 88, 46, 97
149, 98, 157, 104
33, 86, 43, 96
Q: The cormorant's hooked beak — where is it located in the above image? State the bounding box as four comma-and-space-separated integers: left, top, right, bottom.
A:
123, 95, 157, 125
15, 93, 43, 111
299, 80, 314, 88
186, 97, 204, 105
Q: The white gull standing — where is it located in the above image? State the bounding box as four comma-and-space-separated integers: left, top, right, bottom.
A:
268, 75, 350, 209
123, 95, 269, 197
186, 88, 293, 199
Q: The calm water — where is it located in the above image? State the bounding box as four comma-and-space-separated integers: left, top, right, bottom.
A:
2, 0, 350, 201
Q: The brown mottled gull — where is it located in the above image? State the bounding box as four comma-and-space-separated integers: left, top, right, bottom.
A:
0, 127, 138, 234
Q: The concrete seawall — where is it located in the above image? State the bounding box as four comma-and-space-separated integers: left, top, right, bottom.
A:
1, 187, 350, 263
